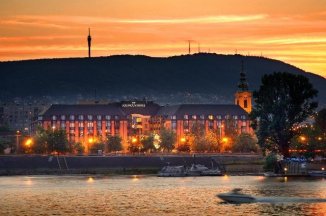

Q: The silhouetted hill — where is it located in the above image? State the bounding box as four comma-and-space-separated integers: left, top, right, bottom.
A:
0, 53, 325, 106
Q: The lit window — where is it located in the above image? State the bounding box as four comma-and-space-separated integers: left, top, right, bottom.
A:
78, 115, 84, 120
184, 115, 188, 119
192, 115, 197, 120
225, 115, 230, 119
114, 115, 119, 120
87, 115, 93, 120
78, 122, 84, 127
216, 115, 222, 120
52, 115, 57, 120
208, 115, 213, 120
233, 115, 238, 120
69, 122, 75, 127
97, 115, 102, 120
136, 117, 142, 123
87, 122, 94, 127
172, 115, 176, 120
60, 122, 65, 128
105, 115, 111, 120
241, 115, 246, 120
61, 115, 66, 120
69, 115, 75, 121
200, 115, 205, 120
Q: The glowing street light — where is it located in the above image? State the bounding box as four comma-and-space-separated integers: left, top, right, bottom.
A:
25, 138, 33, 147
299, 136, 306, 142
222, 137, 229, 143
180, 137, 186, 143
131, 137, 137, 143
88, 138, 94, 144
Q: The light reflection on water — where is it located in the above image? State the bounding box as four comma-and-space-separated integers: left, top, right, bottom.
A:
0, 175, 325, 216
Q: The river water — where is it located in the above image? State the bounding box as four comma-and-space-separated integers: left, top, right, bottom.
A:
0, 175, 325, 216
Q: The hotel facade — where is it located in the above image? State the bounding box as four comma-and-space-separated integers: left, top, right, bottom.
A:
38, 92, 252, 152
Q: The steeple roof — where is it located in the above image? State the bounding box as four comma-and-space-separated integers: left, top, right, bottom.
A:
237, 60, 249, 91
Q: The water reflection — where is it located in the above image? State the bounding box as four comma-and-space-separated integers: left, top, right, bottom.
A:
0, 175, 324, 216
87, 177, 94, 183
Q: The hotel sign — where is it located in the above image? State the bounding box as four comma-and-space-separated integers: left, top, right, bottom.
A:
121, 101, 146, 108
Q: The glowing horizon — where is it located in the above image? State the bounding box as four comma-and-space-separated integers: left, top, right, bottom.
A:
0, 0, 326, 77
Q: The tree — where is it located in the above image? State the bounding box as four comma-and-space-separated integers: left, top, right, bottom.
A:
106, 135, 123, 152
205, 130, 220, 152
141, 135, 155, 152
32, 126, 49, 154
90, 142, 105, 154
250, 72, 318, 157
72, 142, 85, 154
47, 128, 69, 153
188, 122, 207, 152
290, 125, 325, 158
315, 108, 326, 133
224, 117, 238, 145
233, 133, 258, 153
159, 128, 176, 152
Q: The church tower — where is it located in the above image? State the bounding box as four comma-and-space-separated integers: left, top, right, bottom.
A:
235, 61, 252, 113
87, 28, 92, 58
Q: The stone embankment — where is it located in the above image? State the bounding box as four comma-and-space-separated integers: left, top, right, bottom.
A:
0, 154, 265, 175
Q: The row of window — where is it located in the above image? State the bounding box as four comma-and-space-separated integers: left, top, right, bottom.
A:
49, 115, 119, 121
182, 114, 246, 120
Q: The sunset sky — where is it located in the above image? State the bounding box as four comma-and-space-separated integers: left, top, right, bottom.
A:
1, 0, 326, 77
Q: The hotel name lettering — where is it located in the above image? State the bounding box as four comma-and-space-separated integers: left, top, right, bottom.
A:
121, 102, 146, 108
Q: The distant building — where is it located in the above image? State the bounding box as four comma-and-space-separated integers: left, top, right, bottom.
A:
0, 99, 49, 133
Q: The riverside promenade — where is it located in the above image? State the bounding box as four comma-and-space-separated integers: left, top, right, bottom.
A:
0, 154, 264, 175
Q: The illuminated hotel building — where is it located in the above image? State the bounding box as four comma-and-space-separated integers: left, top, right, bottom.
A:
38, 67, 252, 152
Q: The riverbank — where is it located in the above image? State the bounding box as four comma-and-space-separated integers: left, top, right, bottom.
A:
0, 154, 265, 175
0, 154, 323, 176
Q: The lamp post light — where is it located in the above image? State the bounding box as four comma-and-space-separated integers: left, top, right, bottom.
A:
219, 124, 224, 139
16, 130, 20, 154
88, 137, 94, 154
25, 138, 33, 153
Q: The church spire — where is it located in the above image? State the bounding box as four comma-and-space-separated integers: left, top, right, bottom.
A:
237, 60, 249, 91
87, 28, 92, 58
235, 60, 252, 113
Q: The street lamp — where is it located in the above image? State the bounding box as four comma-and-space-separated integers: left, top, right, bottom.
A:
88, 137, 94, 154
299, 136, 306, 142
16, 130, 21, 154
219, 124, 224, 139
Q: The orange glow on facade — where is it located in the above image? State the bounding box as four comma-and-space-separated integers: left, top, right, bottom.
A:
0, 0, 326, 77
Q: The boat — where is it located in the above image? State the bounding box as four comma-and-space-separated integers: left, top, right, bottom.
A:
264, 172, 283, 177
187, 164, 210, 176
308, 170, 326, 177
158, 165, 187, 177
217, 188, 256, 203
187, 164, 223, 176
